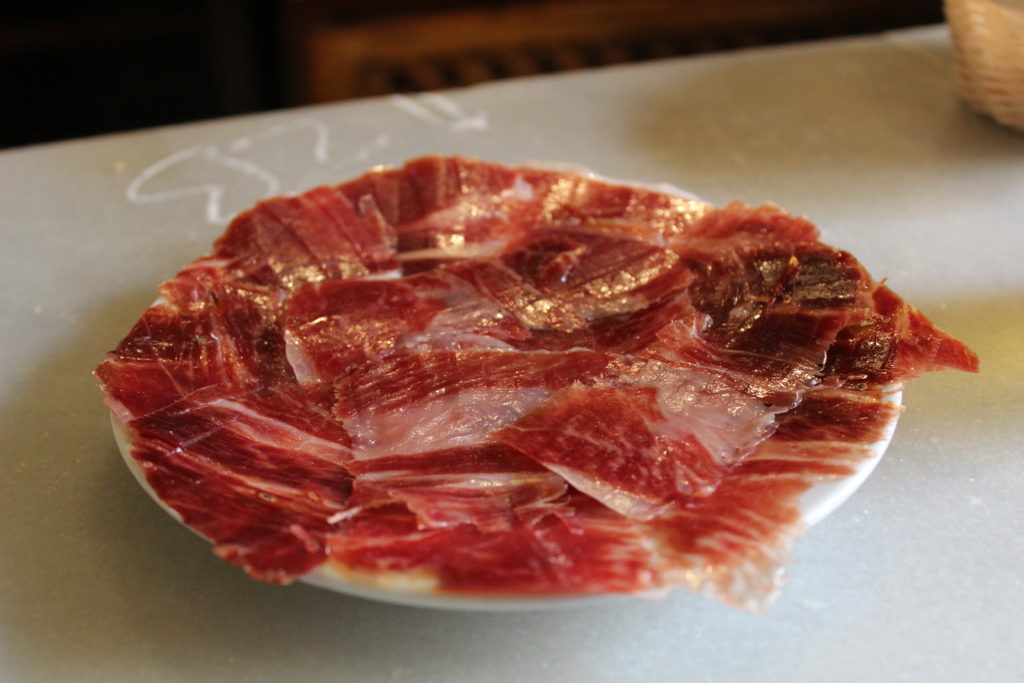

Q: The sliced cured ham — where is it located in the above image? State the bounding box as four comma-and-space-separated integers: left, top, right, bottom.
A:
326, 493, 661, 595
97, 156, 978, 609
335, 350, 611, 456
282, 270, 535, 384
126, 385, 353, 582
496, 385, 732, 520
345, 444, 568, 533
95, 279, 292, 422
212, 184, 399, 289
337, 156, 538, 271
825, 284, 981, 385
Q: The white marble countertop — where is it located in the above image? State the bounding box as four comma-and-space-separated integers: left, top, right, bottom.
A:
1, 25, 1021, 682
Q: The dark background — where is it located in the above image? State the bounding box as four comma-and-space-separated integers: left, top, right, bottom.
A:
0, 0, 945, 150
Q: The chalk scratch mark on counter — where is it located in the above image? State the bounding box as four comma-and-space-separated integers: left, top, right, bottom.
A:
126, 145, 280, 224
390, 94, 488, 131
349, 133, 391, 164
229, 118, 332, 164
125, 115, 400, 224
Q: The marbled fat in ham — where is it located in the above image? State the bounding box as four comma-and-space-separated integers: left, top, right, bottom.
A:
128, 385, 353, 581
345, 444, 568, 533
335, 350, 612, 457
96, 156, 978, 608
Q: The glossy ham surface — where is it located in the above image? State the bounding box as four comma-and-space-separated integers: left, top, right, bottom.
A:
96, 156, 978, 609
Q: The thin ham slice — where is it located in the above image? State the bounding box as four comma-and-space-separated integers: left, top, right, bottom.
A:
345, 444, 568, 533
337, 156, 539, 271
335, 350, 611, 456
96, 279, 291, 422
494, 359, 778, 521
441, 229, 693, 353
126, 386, 353, 582
283, 278, 449, 384
327, 493, 660, 595
212, 185, 399, 290
283, 270, 532, 384
825, 284, 981, 385
645, 386, 903, 609
496, 385, 726, 520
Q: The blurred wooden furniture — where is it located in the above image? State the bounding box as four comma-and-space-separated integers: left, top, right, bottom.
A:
0, 0, 942, 148
293, 0, 944, 104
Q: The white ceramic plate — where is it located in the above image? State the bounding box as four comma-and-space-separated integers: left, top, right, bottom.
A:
112, 388, 901, 611
109, 170, 903, 610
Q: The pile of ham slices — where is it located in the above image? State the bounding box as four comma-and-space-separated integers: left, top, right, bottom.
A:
97, 157, 977, 610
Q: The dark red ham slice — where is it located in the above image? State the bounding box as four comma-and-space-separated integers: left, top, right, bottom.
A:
96, 156, 978, 608
643, 386, 904, 609
210, 184, 399, 290
327, 494, 660, 595
824, 284, 981, 385
96, 279, 292, 422
495, 385, 729, 520
284, 278, 449, 384
662, 233, 873, 399
443, 226, 693, 353
493, 356, 779, 520
126, 386, 353, 582
283, 270, 534, 384
517, 165, 711, 240
337, 156, 539, 271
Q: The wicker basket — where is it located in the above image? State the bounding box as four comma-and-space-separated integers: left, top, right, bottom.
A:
946, 0, 1024, 131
